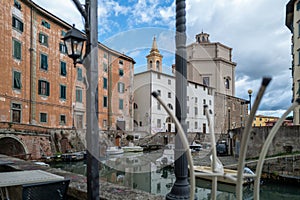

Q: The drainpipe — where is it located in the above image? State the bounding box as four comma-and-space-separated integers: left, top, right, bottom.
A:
29, 6, 36, 124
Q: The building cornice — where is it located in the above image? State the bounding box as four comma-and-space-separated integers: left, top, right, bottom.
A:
24, 0, 135, 64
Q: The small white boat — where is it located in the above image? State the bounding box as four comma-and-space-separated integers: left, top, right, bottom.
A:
156, 144, 175, 167
122, 142, 143, 152
106, 146, 124, 155
122, 146, 143, 152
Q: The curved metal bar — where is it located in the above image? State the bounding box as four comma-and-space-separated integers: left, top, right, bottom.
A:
151, 92, 195, 200
204, 105, 218, 200
236, 77, 271, 199
253, 98, 300, 200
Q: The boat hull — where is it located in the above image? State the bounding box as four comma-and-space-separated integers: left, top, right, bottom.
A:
194, 166, 251, 185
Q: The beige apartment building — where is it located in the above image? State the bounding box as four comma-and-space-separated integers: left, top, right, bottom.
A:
0, 0, 135, 134
286, 0, 300, 125
187, 32, 248, 135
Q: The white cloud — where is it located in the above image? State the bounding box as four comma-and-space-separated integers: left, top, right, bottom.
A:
31, 0, 293, 117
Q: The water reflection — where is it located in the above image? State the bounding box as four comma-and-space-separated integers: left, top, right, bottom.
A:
50, 152, 300, 199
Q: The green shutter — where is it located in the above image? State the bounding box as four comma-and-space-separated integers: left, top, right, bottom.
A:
14, 71, 21, 89
61, 62, 67, 76
13, 40, 21, 59
38, 80, 41, 94
46, 81, 50, 96
77, 68, 82, 81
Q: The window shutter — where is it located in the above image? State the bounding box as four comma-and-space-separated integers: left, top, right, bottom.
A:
39, 33, 42, 43
46, 81, 50, 96
38, 80, 41, 94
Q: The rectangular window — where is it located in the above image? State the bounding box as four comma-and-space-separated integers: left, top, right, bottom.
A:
103, 53, 108, 59
157, 102, 161, 110
118, 82, 125, 93
77, 68, 83, 81
60, 61, 67, 76
76, 88, 82, 102
203, 105, 206, 115
60, 85, 66, 99
119, 69, 124, 76
14, 0, 22, 10
39, 33, 48, 46
195, 107, 198, 115
203, 77, 209, 86
13, 70, 21, 89
76, 115, 83, 129
157, 119, 161, 128
12, 16, 23, 32
203, 123, 206, 133
103, 96, 108, 107
61, 30, 66, 37
168, 92, 171, 98
297, 22, 300, 37
103, 62, 108, 72
195, 97, 198, 103
119, 99, 124, 110
187, 96, 189, 101
38, 80, 50, 96
187, 106, 189, 114
40, 113, 47, 123
195, 121, 198, 129
119, 60, 123, 65
59, 43, 67, 54
41, 20, 50, 29
60, 115, 66, 125
11, 103, 21, 123
13, 39, 21, 60
298, 50, 300, 65
195, 84, 197, 89
40, 53, 48, 70
168, 79, 171, 85
103, 77, 107, 89
187, 121, 189, 129
103, 119, 107, 128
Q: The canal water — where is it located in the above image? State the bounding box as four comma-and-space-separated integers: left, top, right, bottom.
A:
49, 151, 300, 199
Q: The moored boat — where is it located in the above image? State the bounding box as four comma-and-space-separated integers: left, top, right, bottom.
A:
122, 142, 143, 152
122, 146, 143, 152
106, 146, 124, 155
194, 165, 254, 185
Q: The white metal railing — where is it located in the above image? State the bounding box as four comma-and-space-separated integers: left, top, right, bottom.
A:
152, 77, 300, 200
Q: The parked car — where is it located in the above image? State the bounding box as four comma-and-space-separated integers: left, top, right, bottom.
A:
216, 143, 228, 156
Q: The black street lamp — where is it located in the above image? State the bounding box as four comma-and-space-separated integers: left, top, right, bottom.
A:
63, 1, 99, 199
62, 25, 86, 67
248, 89, 253, 112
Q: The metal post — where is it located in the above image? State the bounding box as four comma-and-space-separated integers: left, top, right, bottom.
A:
71, 0, 100, 198
85, 0, 99, 199
166, 0, 190, 199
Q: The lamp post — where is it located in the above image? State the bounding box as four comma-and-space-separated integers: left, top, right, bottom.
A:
62, 0, 99, 199
248, 89, 253, 112
166, 0, 191, 199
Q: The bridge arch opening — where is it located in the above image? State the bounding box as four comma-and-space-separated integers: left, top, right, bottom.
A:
0, 136, 28, 159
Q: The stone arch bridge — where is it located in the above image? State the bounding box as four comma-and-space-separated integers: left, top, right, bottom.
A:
0, 122, 85, 160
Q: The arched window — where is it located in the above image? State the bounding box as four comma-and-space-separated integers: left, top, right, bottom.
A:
167, 103, 173, 110
225, 77, 231, 89
134, 103, 138, 109
149, 60, 153, 69
156, 60, 160, 71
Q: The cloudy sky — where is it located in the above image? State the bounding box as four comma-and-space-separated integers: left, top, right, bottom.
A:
33, 0, 293, 117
